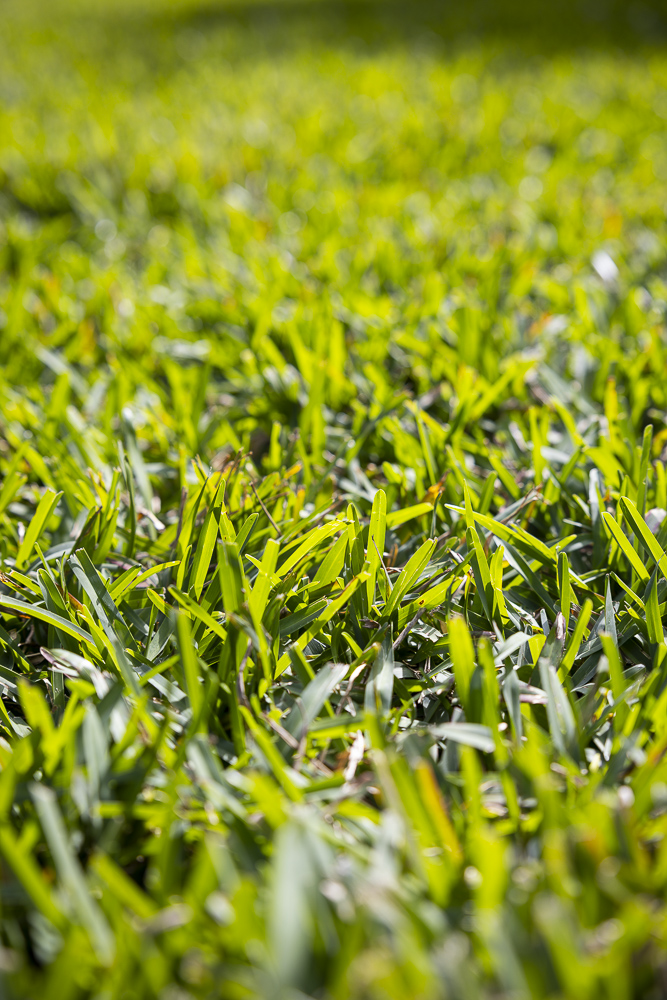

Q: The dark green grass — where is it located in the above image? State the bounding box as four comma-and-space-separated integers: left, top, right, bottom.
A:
1, 1, 667, 997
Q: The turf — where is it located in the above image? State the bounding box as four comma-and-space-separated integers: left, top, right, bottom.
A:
1, 1, 667, 997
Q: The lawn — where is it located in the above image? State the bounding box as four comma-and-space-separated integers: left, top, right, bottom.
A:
1, 0, 667, 996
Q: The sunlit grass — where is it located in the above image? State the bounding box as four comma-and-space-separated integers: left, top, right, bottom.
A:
1, 2, 667, 997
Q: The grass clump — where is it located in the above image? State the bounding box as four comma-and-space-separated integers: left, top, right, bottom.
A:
1, 1, 667, 997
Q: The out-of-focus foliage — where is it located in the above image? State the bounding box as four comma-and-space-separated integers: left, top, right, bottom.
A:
2, 1, 667, 997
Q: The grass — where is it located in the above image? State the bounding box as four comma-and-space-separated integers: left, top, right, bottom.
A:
1, 0, 667, 996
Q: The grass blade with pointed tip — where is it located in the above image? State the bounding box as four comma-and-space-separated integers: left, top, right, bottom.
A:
384, 538, 436, 617
558, 551, 572, 630
366, 489, 387, 609
15, 490, 62, 570
645, 570, 663, 644
560, 599, 593, 675
620, 497, 667, 581
364, 633, 394, 716
0, 594, 97, 649
601, 511, 650, 583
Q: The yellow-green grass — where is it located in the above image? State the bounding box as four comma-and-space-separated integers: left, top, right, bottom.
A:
1, 1, 667, 996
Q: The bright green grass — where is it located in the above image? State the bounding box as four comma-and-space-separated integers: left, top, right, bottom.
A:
1, 1, 667, 997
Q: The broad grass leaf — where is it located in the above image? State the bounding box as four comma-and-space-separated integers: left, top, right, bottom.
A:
15, 490, 62, 570
620, 497, 667, 581
313, 531, 348, 587
601, 512, 650, 582
218, 541, 245, 615
539, 659, 577, 759
428, 722, 495, 754
558, 551, 572, 629
644, 569, 663, 644
385, 501, 434, 529
366, 489, 387, 609
383, 538, 435, 617
191, 507, 219, 600
560, 599, 594, 674
364, 634, 394, 716
268, 823, 316, 989
30, 784, 115, 965
285, 661, 347, 738
448, 616, 475, 716
0, 594, 97, 650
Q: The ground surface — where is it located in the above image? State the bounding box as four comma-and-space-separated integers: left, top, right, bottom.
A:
1, 1, 667, 997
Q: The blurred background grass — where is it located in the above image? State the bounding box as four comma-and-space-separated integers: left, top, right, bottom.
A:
2, 0, 667, 458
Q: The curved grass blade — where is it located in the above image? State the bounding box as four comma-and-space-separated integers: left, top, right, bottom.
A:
0, 594, 97, 649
